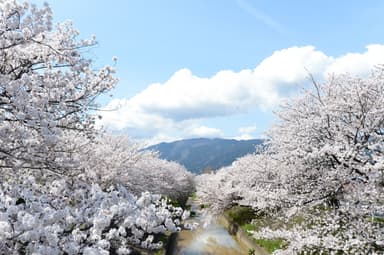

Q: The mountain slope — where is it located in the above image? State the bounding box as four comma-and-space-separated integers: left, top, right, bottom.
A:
146, 138, 264, 174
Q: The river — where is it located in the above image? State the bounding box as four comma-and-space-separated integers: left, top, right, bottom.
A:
172, 200, 261, 255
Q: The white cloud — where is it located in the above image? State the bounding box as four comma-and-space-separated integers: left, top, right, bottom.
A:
233, 133, 255, 141
186, 125, 224, 138
326, 44, 384, 76
104, 45, 330, 127
238, 125, 257, 135
99, 99, 174, 132
98, 44, 384, 143
141, 133, 182, 147
232, 125, 257, 140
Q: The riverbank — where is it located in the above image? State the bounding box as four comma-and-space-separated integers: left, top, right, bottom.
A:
219, 214, 268, 255
166, 198, 268, 255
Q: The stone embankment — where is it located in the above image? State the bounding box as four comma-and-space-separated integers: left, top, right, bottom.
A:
219, 214, 268, 255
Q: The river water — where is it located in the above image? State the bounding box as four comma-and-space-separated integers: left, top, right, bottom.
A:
173, 200, 250, 255
174, 218, 249, 255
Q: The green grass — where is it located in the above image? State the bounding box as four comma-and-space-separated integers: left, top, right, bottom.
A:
224, 206, 289, 253
242, 223, 257, 236
241, 221, 287, 253
253, 238, 287, 254
226, 204, 384, 254
153, 248, 165, 255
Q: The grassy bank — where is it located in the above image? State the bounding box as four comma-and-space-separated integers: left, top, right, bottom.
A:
224, 206, 287, 254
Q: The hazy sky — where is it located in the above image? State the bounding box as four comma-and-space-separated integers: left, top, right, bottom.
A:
31, 0, 384, 144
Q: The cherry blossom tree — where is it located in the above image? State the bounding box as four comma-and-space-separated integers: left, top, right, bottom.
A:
268, 70, 384, 206
0, 0, 117, 177
197, 68, 384, 253
81, 134, 195, 202
197, 153, 288, 213
0, 1, 193, 254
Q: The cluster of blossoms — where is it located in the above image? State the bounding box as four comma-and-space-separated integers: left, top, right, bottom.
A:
0, 176, 189, 254
197, 69, 384, 253
0, 0, 117, 175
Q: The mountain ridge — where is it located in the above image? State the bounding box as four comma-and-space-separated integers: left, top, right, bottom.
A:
146, 138, 264, 174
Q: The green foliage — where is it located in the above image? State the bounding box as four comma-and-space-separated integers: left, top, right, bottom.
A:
370, 216, 384, 224
170, 199, 182, 207
162, 197, 182, 208
225, 206, 256, 225
161, 193, 195, 209
248, 248, 256, 255
254, 238, 287, 254
151, 234, 168, 255
156, 234, 168, 244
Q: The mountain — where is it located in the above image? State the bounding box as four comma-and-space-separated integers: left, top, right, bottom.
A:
146, 138, 264, 174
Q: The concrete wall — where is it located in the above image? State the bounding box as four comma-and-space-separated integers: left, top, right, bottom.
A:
218, 214, 269, 255
165, 232, 178, 255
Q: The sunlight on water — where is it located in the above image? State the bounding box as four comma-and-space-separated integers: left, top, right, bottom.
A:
176, 218, 248, 255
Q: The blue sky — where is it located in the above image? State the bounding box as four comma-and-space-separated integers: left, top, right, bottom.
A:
32, 0, 384, 144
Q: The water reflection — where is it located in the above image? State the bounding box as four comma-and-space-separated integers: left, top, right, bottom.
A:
176, 218, 248, 255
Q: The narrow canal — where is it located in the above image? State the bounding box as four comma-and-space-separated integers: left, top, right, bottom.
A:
172, 199, 263, 255
174, 217, 249, 254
